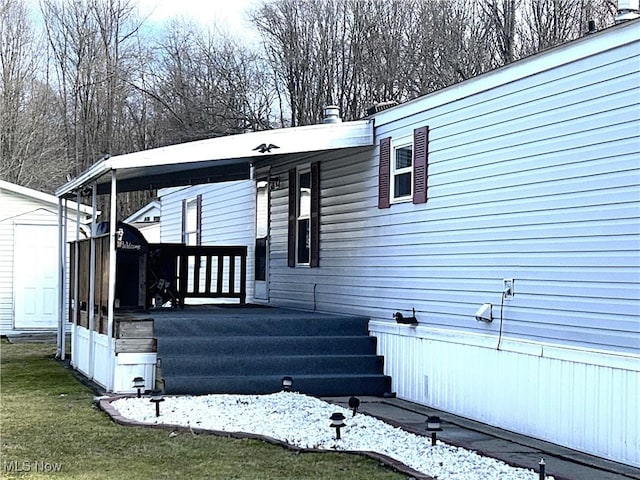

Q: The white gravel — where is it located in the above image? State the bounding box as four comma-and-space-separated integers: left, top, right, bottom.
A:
111, 391, 552, 480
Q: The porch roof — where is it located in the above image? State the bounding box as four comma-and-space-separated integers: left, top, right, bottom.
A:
55, 120, 374, 198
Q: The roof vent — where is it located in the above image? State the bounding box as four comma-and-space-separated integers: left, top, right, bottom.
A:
366, 101, 398, 116
616, 0, 640, 23
323, 105, 342, 124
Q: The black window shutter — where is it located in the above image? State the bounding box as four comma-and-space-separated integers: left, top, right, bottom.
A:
310, 162, 320, 268
196, 194, 202, 245
378, 137, 391, 209
181, 199, 187, 243
287, 168, 296, 267
413, 126, 429, 204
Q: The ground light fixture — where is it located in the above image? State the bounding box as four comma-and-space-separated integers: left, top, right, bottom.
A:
150, 390, 165, 417
539, 458, 546, 480
348, 396, 360, 416
281, 376, 293, 391
132, 376, 145, 398
330, 412, 346, 440
425, 415, 443, 446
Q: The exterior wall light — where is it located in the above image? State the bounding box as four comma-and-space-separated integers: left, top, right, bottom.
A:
281, 376, 293, 391
426, 415, 443, 446
150, 390, 165, 417
132, 376, 145, 398
330, 412, 346, 440
348, 396, 360, 416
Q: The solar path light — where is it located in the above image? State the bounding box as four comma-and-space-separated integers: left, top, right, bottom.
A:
348, 396, 360, 416
281, 376, 293, 391
150, 390, 165, 417
425, 415, 443, 446
330, 412, 346, 440
132, 377, 145, 398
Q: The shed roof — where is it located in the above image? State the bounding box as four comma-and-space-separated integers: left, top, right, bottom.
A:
1, 179, 92, 214
55, 120, 374, 198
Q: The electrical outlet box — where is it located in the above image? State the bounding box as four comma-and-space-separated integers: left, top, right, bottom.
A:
503, 279, 514, 299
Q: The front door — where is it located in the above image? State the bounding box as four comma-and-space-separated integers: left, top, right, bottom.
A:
253, 180, 269, 301
13, 223, 59, 329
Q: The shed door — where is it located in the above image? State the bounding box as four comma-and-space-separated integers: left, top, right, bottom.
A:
13, 224, 58, 329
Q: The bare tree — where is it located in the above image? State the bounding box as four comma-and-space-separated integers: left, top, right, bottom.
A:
0, 0, 68, 190
147, 19, 274, 143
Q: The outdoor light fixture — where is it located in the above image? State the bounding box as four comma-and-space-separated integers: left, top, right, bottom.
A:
281, 376, 293, 391
425, 415, 443, 446
539, 458, 546, 480
475, 303, 493, 322
150, 390, 165, 417
329, 412, 346, 440
132, 376, 145, 398
348, 396, 360, 416
269, 177, 281, 190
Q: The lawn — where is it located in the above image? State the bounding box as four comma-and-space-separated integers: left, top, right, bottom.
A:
0, 342, 404, 479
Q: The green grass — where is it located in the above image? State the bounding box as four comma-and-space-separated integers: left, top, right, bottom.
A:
0, 342, 404, 479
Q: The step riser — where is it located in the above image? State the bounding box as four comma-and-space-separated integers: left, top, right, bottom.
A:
157, 336, 378, 356
164, 375, 392, 397
160, 355, 384, 376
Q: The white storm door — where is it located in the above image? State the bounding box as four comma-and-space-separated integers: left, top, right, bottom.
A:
13, 224, 59, 329
254, 180, 269, 301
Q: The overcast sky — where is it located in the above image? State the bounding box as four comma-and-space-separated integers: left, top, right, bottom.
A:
137, 0, 260, 33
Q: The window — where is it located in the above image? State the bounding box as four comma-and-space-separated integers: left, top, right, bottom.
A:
391, 138, 413, 202
288, 163, 320, 267
297, 169, 311, 264
378, 126, 429, 208
181, 195, 202, 245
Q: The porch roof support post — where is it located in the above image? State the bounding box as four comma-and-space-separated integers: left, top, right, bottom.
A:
72, 190, 81, 363
88, 184, 97, 378
61, 197, 69, 359
107, 171, 117, 391
56, 198, 65, 359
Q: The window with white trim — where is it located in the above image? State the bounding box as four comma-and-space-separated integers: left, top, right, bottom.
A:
296, 168, 311, 265
391, 136, 413, 202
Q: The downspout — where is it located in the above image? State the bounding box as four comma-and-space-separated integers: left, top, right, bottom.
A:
88, 185, 97, 378
107, 171, 117, 391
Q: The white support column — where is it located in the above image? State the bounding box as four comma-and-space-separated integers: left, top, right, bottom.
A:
56, 198, 64, 358
72, 191, 81, 364
88, 185, 97, 378
61, 198, 68, 360
107, 171, 118, 391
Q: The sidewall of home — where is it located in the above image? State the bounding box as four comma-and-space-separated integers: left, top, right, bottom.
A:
265, 25, 639, 466
371, 324, 639, 467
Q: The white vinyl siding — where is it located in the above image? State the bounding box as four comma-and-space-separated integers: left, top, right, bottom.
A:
267, 29, 640, 356
264, 26, 639, 466
159, 180, 256, 300
0, 187, 87, 334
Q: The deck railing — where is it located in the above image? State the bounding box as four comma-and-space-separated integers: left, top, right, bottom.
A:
69, 240, 248, 331
148, 244, 247, 306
